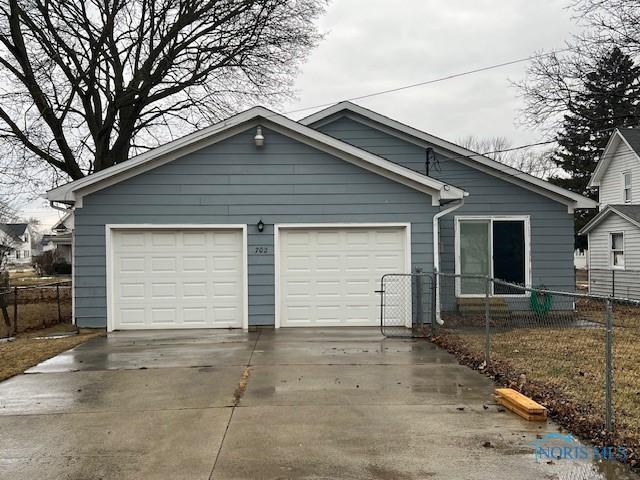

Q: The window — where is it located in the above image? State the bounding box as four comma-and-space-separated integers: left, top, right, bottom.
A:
610, 232, 625, 269
456, 217, 530, 296
15, 250, 20, 259
24, 250, 29, 258
623, 172, 632, 203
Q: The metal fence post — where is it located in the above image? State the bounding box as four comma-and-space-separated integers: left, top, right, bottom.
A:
415, 267, 423, 330
605, 298, 614, 432
12, 286, 17, 336
56, 283, 62, 323
484, 276, 491, 365
612, 270, 616, 298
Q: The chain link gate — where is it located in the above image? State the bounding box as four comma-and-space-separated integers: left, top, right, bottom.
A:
378, 269, 434, 337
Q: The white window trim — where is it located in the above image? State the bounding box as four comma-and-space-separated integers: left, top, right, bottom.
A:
623, 171, 632, 204
105, 224, 249, 332
454, 215, 531, 298
609, 231, 625, 270
273, 222, 412, 329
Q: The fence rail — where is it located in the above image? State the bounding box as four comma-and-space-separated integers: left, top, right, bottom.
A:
0, 281, 72, 338
431, 271, 640, 452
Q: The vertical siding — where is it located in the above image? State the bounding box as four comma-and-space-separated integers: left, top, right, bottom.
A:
317, 115, 576, 293
599, 140, 640, 206
74, 127, 437, 327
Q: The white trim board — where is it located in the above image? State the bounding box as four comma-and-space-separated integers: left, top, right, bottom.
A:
273, 222, 412, 328
301, 101, 596, 211
47, 106, 465, 207
104, 224, 249, 332
453, 215, 532, 298
589, 129, 640, 188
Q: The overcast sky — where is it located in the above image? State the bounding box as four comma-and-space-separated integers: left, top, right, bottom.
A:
284, 0, 576, 146
22, 0, 578, 227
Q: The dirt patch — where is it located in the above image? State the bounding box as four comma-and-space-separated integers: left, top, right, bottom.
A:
0, 326, 104, 382
233, 367, 251, 405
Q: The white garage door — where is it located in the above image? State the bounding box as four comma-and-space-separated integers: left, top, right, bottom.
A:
278, 225, 409, 327
110, 228, 245, 330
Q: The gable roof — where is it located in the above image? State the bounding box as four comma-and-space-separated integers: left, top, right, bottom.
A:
0, 223, 28, 241
51, 211, 73, 232
301, 101, 597, 211
579, 204, 640, 235
589, 128, 640, 188
47, 106, 465, 207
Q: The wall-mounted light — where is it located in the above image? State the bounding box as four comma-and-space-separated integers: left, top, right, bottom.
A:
254, 126, 264, 148
257, 219, 264, 232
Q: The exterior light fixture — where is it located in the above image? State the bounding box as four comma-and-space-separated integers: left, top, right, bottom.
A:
257, 219, 264, 232
254, 126, 264, 148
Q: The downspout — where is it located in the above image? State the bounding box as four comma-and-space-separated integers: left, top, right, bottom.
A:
433, 197, 465, 324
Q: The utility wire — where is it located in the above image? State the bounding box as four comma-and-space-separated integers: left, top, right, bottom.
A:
285, 48, 573, 115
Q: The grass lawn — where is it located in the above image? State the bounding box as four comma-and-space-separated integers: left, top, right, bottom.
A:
0, 324, 104, 382
443, 324, 640, 449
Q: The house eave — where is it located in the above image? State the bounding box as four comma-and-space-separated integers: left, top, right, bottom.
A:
579, 205, 640, 235
47, 106, 465, 207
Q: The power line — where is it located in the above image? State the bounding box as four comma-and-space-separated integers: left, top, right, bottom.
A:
285, 48, 573, 116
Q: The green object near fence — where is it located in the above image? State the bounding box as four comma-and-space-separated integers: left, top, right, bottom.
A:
530, 288, 553, 315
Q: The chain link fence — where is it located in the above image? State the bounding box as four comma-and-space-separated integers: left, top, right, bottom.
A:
431, 272, 640, 457
378, 270, 433, 337
0, 281, 72, 338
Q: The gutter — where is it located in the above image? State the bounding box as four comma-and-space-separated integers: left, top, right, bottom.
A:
433, 198, 465, 325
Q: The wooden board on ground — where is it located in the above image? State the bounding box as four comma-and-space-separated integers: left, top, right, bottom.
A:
495, 388, 547, 414
495, 388, 547, 422
496, 395, 548, 421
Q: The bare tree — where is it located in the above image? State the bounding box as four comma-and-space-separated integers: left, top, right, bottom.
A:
515, 1, 640, 132
0, 0, 326, 194
458, 135, 559, 179
458, 135, 512, 164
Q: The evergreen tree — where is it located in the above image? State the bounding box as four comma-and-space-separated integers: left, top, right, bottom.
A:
550, 47, 640, 249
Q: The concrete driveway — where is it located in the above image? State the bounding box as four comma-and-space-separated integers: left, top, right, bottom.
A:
0, 328, 635, 480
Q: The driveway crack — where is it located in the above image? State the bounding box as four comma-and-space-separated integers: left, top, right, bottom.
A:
209, 329, 261, 479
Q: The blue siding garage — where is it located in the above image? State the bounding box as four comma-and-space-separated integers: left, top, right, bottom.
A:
72, 127, 439, 328
48, 104, 594, 329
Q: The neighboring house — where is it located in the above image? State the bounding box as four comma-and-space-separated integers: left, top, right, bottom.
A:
47, 103, 595, 331
41, 212, 74, 264
580, 128, 640, 299
0, 223, 33, 266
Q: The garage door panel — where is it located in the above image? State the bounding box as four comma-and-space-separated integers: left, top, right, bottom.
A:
182, 256, 207, 272
279, 226, 408, 327
150, 256, 177, 273
120, 283, 145, 299
183, 307, 207, 324
151, 232, 177, 247
112, 228, 244, 330
119, 257, 145, 273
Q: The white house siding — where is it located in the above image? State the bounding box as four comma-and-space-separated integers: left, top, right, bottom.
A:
588, 213, 640, 298
599, 140, 640, 207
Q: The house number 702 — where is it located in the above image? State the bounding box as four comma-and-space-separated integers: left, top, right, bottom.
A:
254, 246, 269, 254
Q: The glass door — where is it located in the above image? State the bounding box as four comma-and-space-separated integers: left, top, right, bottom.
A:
457, 218, 527, 296
458, 220, 490, 295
